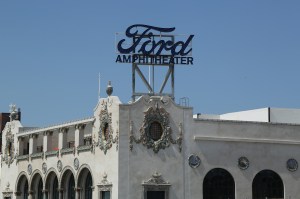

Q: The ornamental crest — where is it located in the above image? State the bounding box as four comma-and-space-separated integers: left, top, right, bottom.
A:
3, 124, 15, 166
98, 101, 118, 154
142, 172, 170, 186
130, 104, 182, 153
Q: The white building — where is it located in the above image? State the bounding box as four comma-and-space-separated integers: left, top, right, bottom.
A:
2, 84, 300, 199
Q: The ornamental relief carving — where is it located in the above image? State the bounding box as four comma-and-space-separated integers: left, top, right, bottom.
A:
3, 124, 15, 166
130, 104, 183, 153
98, 101, 118, 154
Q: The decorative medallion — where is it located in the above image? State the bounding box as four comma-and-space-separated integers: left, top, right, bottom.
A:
98, 101, 118, 154
27, 164, 32, 175
74, 158, 79, 170
42, 163, 47, 174
57, 160, 62, 172
287, 158, 298, 172
238, 157, 249, 170
188, 154, 201, 168
3, 123, 15, 166
129, 104, 183, 153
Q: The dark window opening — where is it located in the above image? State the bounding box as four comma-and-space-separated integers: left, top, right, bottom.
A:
68, 176, 75, 199
52, 177, 59, 199
36, 146, 43, 153
68, 141, 75, 148
104, 123, 109, 141
252, 170, 284, 199
85, 172, 93, 199
149, 122, 163, 141
203, 168, 235, 199
101, 191, 110, 199
84, 137, 92, 146
37, 178, 43, 199
7, 142, 12, 156
23, 180, 28, 199
147, 191, 165, 199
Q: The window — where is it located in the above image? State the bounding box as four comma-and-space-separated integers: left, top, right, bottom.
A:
84, 137, 92, 146
36, 146, 43, 152
68, 141, 75, 148
68, 176, 75, 199
203, 168, 235, 199
52, 177, 59, 199
104, 123, 109, 141
252, 170, 284, 199
147, 191, 165, 199
23, 180, 28, 199
37, 178, 43, 199
101, 191, 110, 199
85, 172, 93, 199
149, 122, 163, 141
7, 141, 12, 156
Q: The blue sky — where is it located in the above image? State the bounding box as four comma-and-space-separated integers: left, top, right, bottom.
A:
0, 1, 300, 127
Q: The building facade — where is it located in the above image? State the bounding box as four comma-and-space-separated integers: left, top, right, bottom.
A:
1, 90, 300, 199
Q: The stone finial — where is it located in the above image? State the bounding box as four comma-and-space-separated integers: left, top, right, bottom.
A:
9, 104, 18, 121
106, 81, 113, 96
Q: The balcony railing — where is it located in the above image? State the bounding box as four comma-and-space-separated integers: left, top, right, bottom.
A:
60, 147, 75, 155
30, 152, 44, 160
16, 154, 29, 161
77, 145, 93, 154
45, 150, 59, 158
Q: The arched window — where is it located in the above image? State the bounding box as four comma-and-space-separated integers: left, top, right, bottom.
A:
85, 172, 93, 199
252, 170, 284, 199
68, 176, 75, 199
37, 178, 43, 199
52, 177, 59, 199
203, 168, 235, 199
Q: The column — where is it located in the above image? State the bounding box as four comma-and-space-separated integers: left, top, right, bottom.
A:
43, 131, 53, 152
59, 128, 68, 149
29, 134, 37, 154
28, 190, 33, 199
18, 137, 24, 155
75, 187, 81, 199
75, 124, 85, 147
58, 188, 63, 199
42, 189, 48, 199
